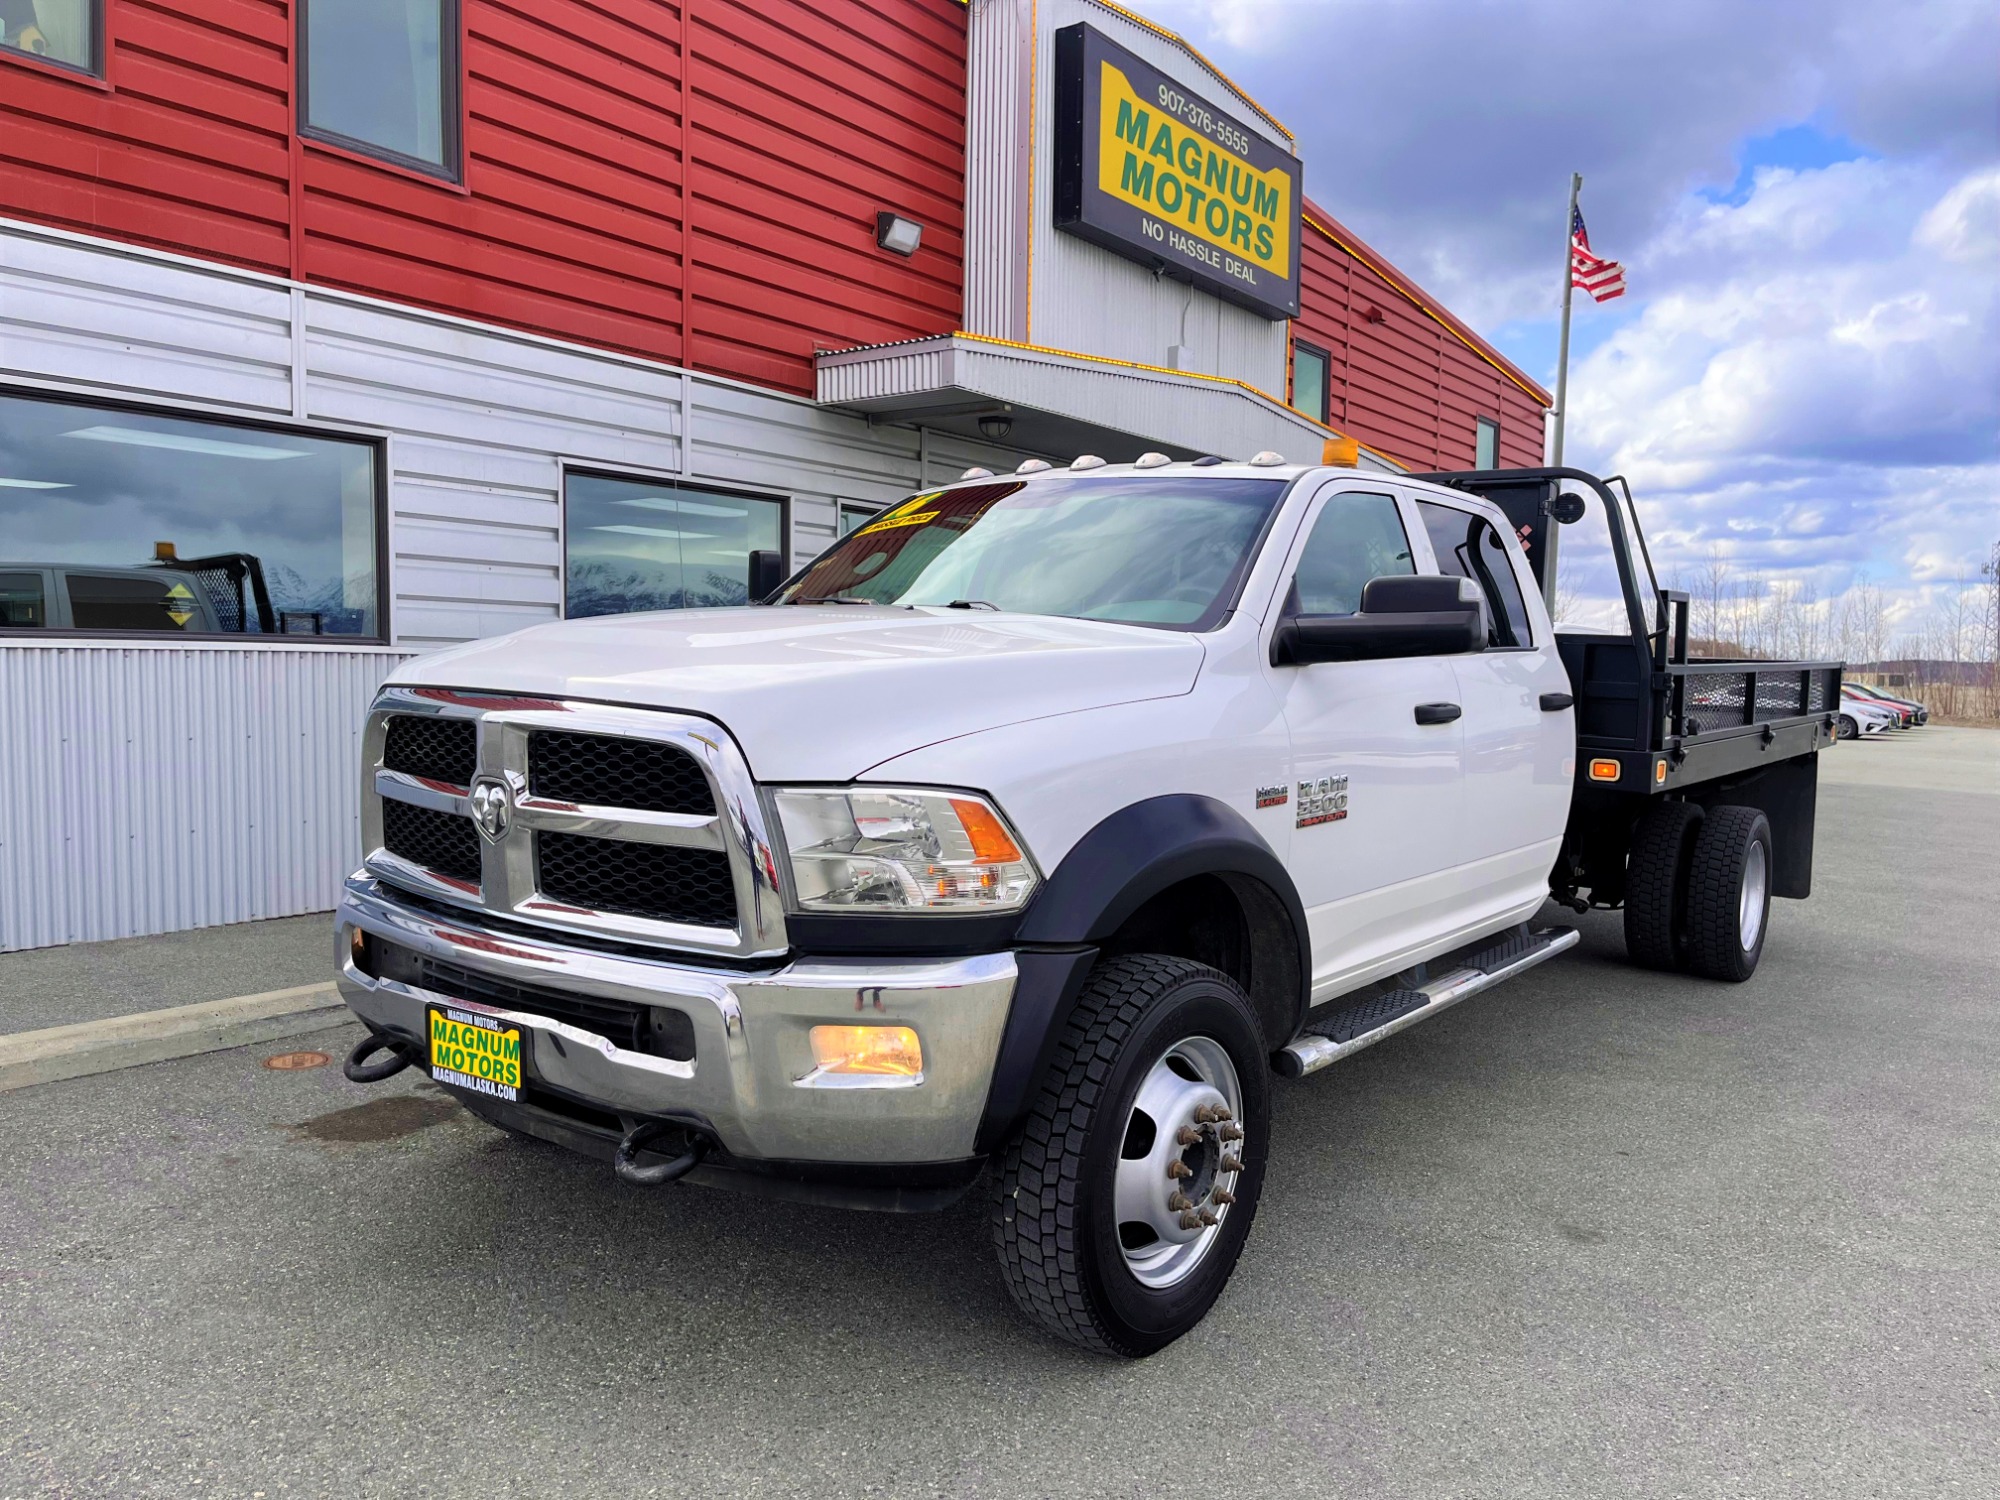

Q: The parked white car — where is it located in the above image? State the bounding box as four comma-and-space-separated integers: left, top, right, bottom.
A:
1836, 697, 1897, 738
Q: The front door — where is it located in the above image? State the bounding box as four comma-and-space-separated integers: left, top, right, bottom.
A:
1264, 485, 1469, 1002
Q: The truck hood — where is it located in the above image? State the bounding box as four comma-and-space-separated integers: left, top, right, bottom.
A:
395, 606, 1205, 780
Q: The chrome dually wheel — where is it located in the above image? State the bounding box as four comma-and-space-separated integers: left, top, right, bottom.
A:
992, 955, 1269, 1357
1114, 1038, 1245, 1288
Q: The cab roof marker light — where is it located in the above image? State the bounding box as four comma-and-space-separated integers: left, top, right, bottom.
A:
1248, 451, 1286, 466
1133, 452, 1172, 468
1070, 454, 1107, 470
1017, 459, 1053, 474
960, 466, 995, 480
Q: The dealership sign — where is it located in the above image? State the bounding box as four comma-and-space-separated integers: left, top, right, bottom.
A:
1052, 24, 1302, 321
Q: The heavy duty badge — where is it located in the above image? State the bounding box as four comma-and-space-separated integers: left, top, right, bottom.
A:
1255, 785, 1288, 809
1296, 775, 1349, 828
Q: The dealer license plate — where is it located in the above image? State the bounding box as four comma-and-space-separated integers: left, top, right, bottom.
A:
427, 1005, 522, 1102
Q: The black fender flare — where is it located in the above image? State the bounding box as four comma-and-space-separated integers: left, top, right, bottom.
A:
975, 796, 1311, 1152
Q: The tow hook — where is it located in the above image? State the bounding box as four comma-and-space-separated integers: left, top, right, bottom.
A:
343, 1029, 418, 1084
613, 1121, 711, 1187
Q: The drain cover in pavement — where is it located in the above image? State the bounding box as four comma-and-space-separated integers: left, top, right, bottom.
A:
263, 1051, 331, 1071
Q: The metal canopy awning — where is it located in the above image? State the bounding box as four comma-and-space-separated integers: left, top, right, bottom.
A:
815, 333, 1399, 472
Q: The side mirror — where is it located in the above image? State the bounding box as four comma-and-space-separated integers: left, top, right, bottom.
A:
747, 549, 785, 603
1271, 575, 1486, 666
1548, 492, 1587, 525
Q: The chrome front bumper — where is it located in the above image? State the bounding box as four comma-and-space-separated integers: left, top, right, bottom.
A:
335, 875, 1017, 1164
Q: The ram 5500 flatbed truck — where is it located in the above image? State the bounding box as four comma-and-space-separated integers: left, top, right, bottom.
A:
336, 458, 1840, 1355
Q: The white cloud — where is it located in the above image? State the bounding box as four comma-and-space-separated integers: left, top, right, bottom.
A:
1563, 161, 1997, 628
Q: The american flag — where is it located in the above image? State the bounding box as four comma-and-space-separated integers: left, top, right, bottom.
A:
1570, 206, 1626, 302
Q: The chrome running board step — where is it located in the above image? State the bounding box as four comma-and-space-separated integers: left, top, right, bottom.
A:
1275, 926, 1580, 1079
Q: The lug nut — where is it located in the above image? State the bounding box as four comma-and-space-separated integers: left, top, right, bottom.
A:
1176, 1126, 1204, 1146
1198, 1209, 1219, 1227
1167, 1191, 1193, 1213
1220, 1154, 1244, 1174
1177, 1210, 1205, 1231
1219, 1124, 1245, 1142
1166, 1159, 1193, 1179
1211, 1187, 1236, 1206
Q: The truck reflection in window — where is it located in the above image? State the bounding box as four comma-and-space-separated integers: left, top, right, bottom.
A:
0, 392, 381, 638
0, 571, 45, 627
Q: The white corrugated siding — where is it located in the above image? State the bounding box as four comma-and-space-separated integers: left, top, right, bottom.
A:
0, 644, 415, 951
964, 0, 1034, 340
1, 217, 1043, 948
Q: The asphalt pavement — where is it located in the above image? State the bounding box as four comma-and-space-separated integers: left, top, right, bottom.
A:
1, 729, 1995, 1498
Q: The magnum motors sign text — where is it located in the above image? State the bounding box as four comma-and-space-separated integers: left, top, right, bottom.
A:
1052, 24, 1302, 321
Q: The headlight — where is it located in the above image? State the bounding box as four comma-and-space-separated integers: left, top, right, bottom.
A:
772, 787, 1040, 913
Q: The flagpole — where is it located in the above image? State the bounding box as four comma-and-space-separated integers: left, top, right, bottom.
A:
1543, 171, 1583, 612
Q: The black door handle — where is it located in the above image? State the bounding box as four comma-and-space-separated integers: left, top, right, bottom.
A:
1414, 702, 1462, 725
1540, 692, 1575, 711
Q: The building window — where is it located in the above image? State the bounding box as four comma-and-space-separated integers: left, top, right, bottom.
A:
1292, 341, 1330, 425
837, 501, 881, 538
0, 391, 384, 638
1475, 416, 1500, 469
302, 0, 459, 177
565, 473, 785, 618
0, 0, 99, 74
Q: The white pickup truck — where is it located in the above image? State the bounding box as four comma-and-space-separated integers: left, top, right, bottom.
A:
335, 457, 1840, 1355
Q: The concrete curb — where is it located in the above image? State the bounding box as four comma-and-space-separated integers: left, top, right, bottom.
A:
0, 982, 353, 1092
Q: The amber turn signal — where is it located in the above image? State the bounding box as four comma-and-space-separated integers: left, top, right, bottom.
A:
809, 1025, 923, 1077
1588, 759, 1621, 782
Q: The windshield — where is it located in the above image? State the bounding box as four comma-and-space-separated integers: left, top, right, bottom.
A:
774, 476, 1287, 630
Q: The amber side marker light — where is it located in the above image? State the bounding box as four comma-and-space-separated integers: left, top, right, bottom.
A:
809, 1025, 923, 1078
1588, 759, 1622, 782
949, 798, 1024, 864
1655, 760, 1669, 785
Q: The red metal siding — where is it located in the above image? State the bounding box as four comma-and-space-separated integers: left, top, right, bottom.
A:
685, 0, 966, 394
0, 0, 966, 390
0, 0, 294, 275
1295, 203, 1548, 472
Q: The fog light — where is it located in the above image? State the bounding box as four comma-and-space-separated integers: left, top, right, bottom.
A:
809, 1025, 922, 1077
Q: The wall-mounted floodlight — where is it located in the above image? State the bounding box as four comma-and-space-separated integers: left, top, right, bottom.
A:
875, 212, 923, 257
978, 414, 1014, 441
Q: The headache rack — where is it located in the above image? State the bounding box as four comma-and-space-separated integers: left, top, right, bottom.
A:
1419, 466, 1843, 790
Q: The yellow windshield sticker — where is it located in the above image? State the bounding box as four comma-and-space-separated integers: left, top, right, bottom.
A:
856, 510, 939, 536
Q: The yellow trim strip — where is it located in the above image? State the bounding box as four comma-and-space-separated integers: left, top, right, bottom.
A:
948, 330, 1406, 468
1082, 0, 1296, 145
1304, 214, 1552, 409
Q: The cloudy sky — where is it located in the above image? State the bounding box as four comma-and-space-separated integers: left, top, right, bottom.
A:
1148, 0, 1999, 642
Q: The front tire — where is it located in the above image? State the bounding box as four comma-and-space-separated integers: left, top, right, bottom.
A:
1681, 806, 1773, 982
991, 955, 1269, 1357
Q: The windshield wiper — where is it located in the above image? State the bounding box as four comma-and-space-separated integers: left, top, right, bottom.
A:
795, 595, 882, 606
944, 599, 1001, 611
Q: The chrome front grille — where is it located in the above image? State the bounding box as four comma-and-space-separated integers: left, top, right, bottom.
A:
382, 714, 477, 789
527, 730, 714, 816
359, 688, 787, 959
